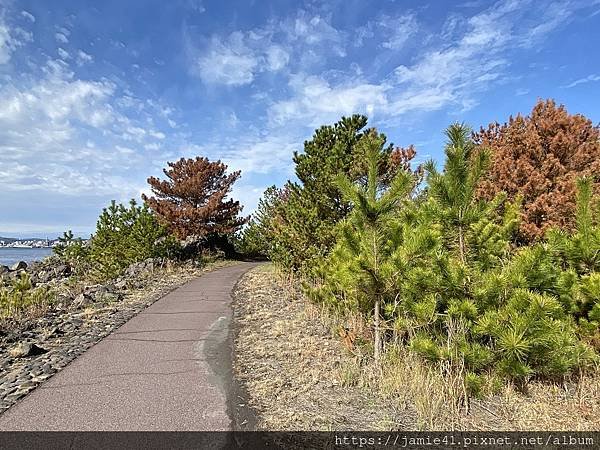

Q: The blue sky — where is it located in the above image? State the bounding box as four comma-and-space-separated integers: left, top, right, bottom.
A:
0, 0, 599, 237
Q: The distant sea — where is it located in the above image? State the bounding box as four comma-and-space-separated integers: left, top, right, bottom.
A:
0, 247, 54, 266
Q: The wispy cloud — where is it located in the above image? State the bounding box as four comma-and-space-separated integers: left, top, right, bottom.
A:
20, 11, 35, 23
55, 32, 68, 44
189, 9, 345, 86
563, 74, 600, 88
267, 0, 596, 129
355, 13, 418, 49
268, 73, 387, 127
193, 32, 260, 86
76, 49, 93, 65
0, 55, 171, 200
0, 9, 32, 64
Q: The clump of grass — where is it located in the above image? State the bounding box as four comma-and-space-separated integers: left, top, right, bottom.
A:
0, 272, 54, 321
376, 347, 461, 430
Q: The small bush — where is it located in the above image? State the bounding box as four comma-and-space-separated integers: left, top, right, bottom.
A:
53, 230, 91, 271
0, 273, 53, 319
88, 199, 180, 280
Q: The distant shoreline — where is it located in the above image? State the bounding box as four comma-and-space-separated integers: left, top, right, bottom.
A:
0, 247, 54, 266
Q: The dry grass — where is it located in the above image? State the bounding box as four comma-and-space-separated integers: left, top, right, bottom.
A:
0, 283, 54, 326
234, 264, 600, 431
377, 349, 460, 430
233, 264, 413, 430
464, 372, 600, 431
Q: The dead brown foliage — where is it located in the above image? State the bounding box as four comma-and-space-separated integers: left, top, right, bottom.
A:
143, 156, 247, 239
475, 99, 600, 241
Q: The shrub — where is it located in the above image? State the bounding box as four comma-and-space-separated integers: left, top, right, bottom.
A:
235, 185, 284, 258
255, 115, 419, 272
88, 199, 179, 280
308, 130, 415, 361
0, 273, 53, 319
256, 112, 599, 392
53, 230, 90, 269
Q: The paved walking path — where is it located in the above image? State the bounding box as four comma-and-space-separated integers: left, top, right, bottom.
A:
0, 262, 257, 431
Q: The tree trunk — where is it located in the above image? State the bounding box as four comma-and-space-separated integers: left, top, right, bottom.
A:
458, 224, 466, 264
374, 298, 382, 362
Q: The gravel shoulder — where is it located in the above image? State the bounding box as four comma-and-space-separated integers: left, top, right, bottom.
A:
231, 264, 413, 430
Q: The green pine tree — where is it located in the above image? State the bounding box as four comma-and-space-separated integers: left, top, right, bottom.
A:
424, 123, 490, 264
311, 130, 414, 361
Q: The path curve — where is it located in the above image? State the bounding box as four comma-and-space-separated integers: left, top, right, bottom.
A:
0, 262, 257, 431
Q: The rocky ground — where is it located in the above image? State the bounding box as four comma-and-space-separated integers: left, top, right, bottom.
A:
0, 258, 235, 413
231, 264, 412, 430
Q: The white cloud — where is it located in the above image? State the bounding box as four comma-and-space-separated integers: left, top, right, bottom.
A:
190, 10, 346, 86
76, 49, 93, 65
223, 136, 297, 176
55, 32, 68, 44
269, 73, 387, 127
20, 11, 35, 23
286, 13, 343, 45
0, 62, 116, 128
194, 32, 258, 86
563, 74, 600, 88
265, 45, 289, 71
264, 0, 596, 131
57, 47, 70, 60
0, 22, 12, 63
123, 125, 147, 141
144, 142, 162, 151
193, 33, 291, 86
149, 130, 165, 139
177, 131, 297, 181
354, 12, 418, 49
0, 55, 177, 201
187, 0, 205, 13
0, 14, 32, 64
354, 25, 374, 47
381, 0, 592, 117
379, 14, 419, 50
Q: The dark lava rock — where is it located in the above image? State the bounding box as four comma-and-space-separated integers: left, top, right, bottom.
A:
0, 265, 9, 275
10, 261, 27, 271
11, 342, 48, 358
55, 293, 74, 305
69, 318, 83, 327
41, 364, 55, 374
43, 327, 63, 339
35, 270, 52, 283
74, 293, 94, 307
54, 264, 72, 277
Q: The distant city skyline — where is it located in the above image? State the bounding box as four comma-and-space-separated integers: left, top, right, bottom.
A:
1, 0, 599, 236
0, 232, 86, 240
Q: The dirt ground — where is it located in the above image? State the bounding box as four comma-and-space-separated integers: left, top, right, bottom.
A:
232, 264, 600, 431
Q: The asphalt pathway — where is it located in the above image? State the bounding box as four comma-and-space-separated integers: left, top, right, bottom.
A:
0, 262, 257, 431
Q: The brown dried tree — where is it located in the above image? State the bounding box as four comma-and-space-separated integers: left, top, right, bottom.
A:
475, 99, 600, 242
142, 157, 247, 240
